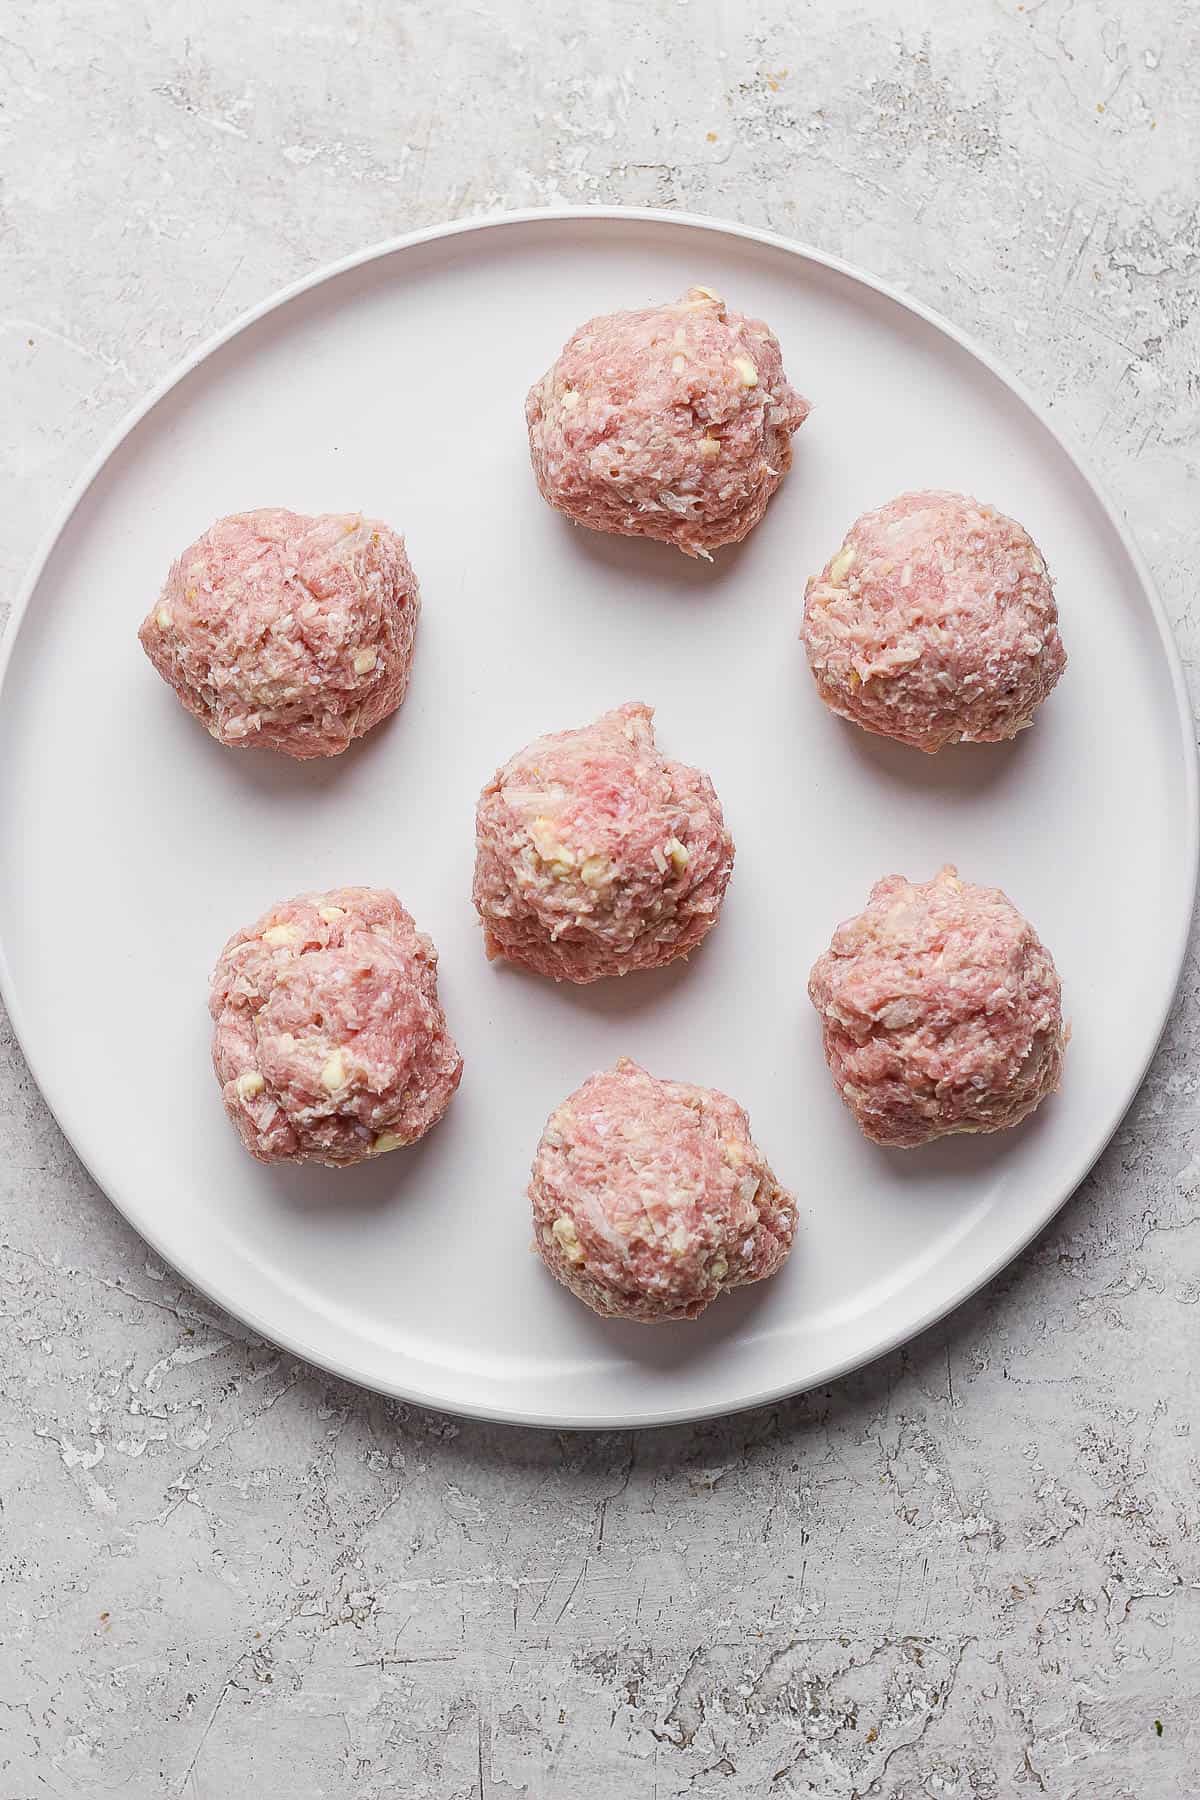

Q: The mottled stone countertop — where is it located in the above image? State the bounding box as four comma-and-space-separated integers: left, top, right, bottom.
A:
2, 2, 1198, 1794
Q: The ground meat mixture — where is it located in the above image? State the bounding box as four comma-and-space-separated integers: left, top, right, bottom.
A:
527, 286, 810, 557
140, 508, 420, 757
529, 1058, 796, 1321
808, 865, 1067, 1147
473, 702, 734, 983
210, 886, 462, 1166
802, 490, 1065, 751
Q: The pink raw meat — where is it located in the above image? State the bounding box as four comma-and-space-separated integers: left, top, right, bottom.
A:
529, 1058, 796, 1322
210, 886, 462, 1166
527, 286, 810, 557
808, 866, 1067, 1148
140, 508, 420, 758
802, 490, 1066, 752
472, 702, 734, 983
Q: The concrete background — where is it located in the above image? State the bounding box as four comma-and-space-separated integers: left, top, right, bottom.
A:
2, 1, 1198, 1794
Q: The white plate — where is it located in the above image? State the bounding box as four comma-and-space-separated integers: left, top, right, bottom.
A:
1, 210, 1195, 1428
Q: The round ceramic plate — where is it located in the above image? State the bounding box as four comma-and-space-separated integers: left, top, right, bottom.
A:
1, 210, 1194, 1428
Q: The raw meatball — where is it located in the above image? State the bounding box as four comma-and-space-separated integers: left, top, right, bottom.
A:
529, 1058, 796, 1322
527, 286, 810, 558
802, 490, 1066, 752
473, 702, 734, 983
210, 886, 462, 1166
140, 508, 420, 758
808, 866, 1067, 1148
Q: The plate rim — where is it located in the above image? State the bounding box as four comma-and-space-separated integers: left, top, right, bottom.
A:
2, 205, 1196, 1430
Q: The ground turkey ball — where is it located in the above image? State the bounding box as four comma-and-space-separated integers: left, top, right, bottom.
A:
529, 1058, 797, 1322
473, 702, 734, 983
526, 286, 810, 557
808, 866, 1067, 1148
210, 886, 462, 1167
802, 490, 1066, 752
139, 508, 420, 758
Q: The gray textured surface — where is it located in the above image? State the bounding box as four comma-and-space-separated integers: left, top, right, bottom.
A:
2, 2, 1199, 1794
